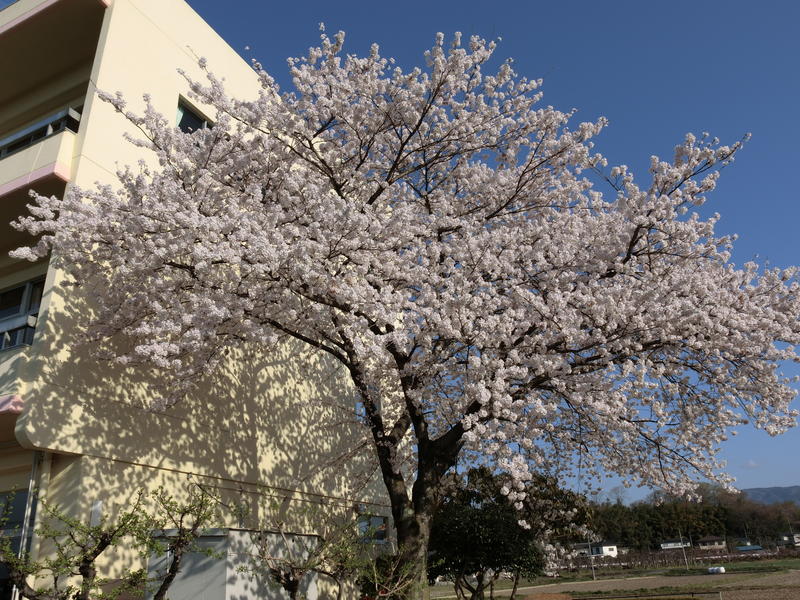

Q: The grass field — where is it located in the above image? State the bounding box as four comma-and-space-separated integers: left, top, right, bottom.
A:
428, 557, 800, 599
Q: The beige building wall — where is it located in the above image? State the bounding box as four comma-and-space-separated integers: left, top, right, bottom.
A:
0, 0, 389, 586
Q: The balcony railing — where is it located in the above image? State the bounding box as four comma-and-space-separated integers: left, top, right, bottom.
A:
0, 107, 81, 160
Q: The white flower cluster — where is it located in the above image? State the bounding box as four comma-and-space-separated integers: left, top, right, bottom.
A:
13, 32, 799, 505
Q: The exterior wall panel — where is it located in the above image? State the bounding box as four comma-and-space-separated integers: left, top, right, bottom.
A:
0, 1, 390, 595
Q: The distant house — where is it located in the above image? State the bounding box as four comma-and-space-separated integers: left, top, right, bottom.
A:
777, 533, 800, 548
590, 542, 619, 558
696, 536, 727, 552
660, 539, 691, 551
572, 541, 619, 558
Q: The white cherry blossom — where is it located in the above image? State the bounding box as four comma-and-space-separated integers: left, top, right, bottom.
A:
13, 32, 799, 582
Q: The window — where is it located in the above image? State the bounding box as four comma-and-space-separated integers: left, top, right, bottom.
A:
0, 278, 44, 351
176, 101, 209, 133
0, 107, 82, 159
358, 514, 388, 543
0, 490, 30, 536
0, 490, 33, 600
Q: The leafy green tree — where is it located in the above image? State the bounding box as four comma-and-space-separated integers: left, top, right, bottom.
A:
145, 485, 219, 600
428, 469, 588, 600
0, 484, 218, 600
588, 484, 800, 552
357, 551, 422, 600
0, 493, 150, 600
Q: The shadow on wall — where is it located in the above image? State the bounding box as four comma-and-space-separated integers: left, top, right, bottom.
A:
13, 271, 389, 545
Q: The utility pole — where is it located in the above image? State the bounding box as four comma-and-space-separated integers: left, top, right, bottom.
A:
585, 539, 597, 580
678, 527, 690, 571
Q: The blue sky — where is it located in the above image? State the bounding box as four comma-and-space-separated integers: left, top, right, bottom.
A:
186, 0, 800, 499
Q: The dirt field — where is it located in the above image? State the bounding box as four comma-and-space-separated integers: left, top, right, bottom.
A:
715, 569, 800, 600
433, 569, 800, 600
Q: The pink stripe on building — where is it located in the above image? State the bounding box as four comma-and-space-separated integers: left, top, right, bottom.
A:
0, 161, 70, 197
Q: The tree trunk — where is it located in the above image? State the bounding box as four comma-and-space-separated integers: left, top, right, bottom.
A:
383, 450, 468, 598
508, 571, 520, 600
318, 571, 344, 600
471, 570, 486, 600
76, 559, 96, 600
153, 542, 186, 600
287, 578, 300, 600
352, 355, 463, 599
391, 510, 432, 599
331, 575, 342, 600
454, 577, 467, 600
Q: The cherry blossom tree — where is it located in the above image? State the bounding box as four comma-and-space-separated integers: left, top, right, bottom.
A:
12, 30, 800, 595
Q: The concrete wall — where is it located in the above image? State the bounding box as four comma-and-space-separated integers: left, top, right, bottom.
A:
0, 0, 388, 549
0, 129, 74, 195
0, 6, 389, 596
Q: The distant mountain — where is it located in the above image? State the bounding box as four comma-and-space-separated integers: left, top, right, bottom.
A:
741, 486, 800, 505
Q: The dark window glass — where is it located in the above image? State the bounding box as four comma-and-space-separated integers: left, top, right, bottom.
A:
0, 286, 23, 320
0, 577, 13, 600
0, 278, 45, 350
0, 490, 31, 600
0, 490, 28, 530
177, 103, 207, 133
27, 281, 44, 314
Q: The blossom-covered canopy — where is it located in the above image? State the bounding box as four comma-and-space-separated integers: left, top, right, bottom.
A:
15, 32, 799, 522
